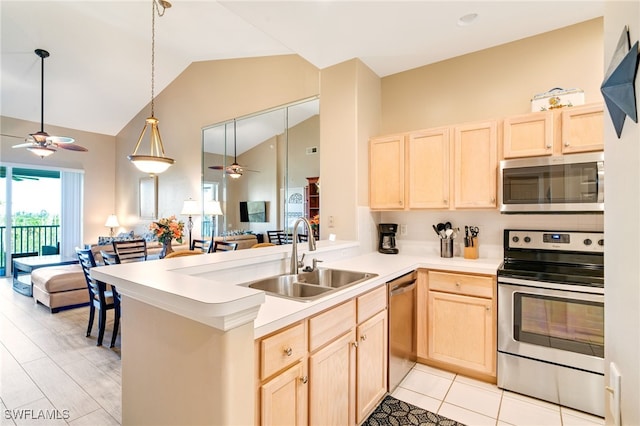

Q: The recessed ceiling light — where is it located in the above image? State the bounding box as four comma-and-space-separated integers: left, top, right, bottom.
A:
457, 13, 479, 27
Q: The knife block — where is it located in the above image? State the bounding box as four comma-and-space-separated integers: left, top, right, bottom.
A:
464, 237, 479, 259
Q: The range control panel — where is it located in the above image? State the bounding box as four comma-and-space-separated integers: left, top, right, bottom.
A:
506, 230, 604, 253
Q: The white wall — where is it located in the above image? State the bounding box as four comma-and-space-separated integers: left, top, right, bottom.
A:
603, 2, 640, 425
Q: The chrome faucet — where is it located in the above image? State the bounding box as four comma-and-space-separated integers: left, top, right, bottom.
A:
290, 217, 317, 274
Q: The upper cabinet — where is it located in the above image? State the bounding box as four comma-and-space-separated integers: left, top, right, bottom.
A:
503, 103, 604, 158
369, 120, 497, 211
407, 127, 451, 209
453, 120, 498, 209
369, 134, 405, 210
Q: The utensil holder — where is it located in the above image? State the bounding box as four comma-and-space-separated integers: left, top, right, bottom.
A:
440, 239, 453, 258
464, 237, 479, 259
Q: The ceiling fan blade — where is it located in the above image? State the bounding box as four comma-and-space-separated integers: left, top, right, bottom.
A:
208, 165, 225, 170
12, 142, 37, 149
1, 133, 25, 139
54, 143, 88, 152
47, 136, 75, 144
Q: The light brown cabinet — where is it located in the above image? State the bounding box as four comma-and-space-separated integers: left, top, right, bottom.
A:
370, 120, 497, 211
503, 103, 604, 158
417, 269, 496, 382
453, 120, 498, 208
369, 134, 405, 209
256, 286, 387, 426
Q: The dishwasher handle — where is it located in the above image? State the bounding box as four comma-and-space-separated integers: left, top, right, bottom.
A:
390, 281, 416, 296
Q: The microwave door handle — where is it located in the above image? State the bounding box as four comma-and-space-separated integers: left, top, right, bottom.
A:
597, 161, 604, 203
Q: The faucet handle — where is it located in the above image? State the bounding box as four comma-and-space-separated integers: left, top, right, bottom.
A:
297, 253, 306, 268
312, 258, 323, 270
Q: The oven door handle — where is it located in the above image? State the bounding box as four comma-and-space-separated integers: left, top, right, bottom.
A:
498, 276, 604, 294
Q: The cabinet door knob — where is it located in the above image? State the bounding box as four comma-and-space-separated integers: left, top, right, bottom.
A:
564, 141, 570, 147
490, 197, 496, 203
444, 199, 448, 204
360, 334, 367, 342
546, 144, 552, 149
455, 282, 461, 287
486, 306, 491, 312
352, 341, 359, 348
284, 347, 293, 357
300, 376, 309, 385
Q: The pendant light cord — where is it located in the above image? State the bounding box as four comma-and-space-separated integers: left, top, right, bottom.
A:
150, 0, 156, 117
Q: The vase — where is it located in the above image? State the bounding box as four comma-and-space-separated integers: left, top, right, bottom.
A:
160, 239, 174, 259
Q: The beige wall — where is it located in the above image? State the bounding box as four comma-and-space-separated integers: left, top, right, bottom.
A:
603, 2, 640, 425
0, 116, 116, 243
381, 18, 604, 133
114, 55, 320, 236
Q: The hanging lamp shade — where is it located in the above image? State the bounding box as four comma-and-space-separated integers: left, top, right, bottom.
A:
129, 0, 174, 174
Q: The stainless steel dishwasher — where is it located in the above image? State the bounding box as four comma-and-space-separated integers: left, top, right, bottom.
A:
388, 271, 417, 392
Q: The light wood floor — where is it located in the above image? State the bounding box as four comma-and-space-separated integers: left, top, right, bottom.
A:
0, 277, 122, 425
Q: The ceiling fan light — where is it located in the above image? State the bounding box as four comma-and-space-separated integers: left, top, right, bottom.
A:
229, 171, 242, 179
27, 146, 56, 158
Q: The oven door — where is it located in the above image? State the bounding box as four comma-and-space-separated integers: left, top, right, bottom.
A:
498, 278, 604, 374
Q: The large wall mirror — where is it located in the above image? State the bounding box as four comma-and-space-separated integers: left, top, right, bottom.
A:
202, 97, 320, 241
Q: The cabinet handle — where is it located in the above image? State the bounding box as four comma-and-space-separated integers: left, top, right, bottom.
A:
455, 282, 461, 287
490, 197, 496, 203
486, 306, 491, 312
360, 334, 367, 342
300, 376, 309, 385
546, 144, 552, 149
444, 199, 448, 204
352, 341, 359, 348
284, 347, 293, 357
564, 141, 570, 147
398, 201, 402, 205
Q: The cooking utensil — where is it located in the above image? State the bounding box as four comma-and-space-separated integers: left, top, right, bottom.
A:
445, 229, 454, 239
444, 222, 452, 230
432, 224, 441, 237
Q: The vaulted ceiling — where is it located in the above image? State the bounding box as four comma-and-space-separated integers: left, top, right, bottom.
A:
1, 1, 604, 137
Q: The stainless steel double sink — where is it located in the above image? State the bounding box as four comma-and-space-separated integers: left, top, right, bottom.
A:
240, 268, 378, 301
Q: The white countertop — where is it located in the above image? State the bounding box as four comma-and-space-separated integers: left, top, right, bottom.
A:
91, 240, 502, 337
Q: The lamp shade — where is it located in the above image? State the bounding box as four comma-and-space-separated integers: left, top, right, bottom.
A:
104, 215, 120, 228
204, 200, 223, 216
181, 199, 200, 216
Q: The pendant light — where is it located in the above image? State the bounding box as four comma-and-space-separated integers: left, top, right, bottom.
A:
11, 49, 88, 158
128, 0, 175, 175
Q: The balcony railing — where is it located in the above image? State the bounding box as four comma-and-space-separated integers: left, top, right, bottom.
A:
0, 225, 60, 273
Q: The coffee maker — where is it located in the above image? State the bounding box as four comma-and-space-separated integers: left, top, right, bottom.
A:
378, 223, 399, 254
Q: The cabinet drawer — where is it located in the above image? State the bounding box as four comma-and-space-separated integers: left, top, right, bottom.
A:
428, 271, 493, 298
357, 285, 387, 323
260, 322, 306, 380
309, 300, 356, 352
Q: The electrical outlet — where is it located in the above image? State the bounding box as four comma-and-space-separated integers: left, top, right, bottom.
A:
328, 215, 335, 228
400, 224, 407, 236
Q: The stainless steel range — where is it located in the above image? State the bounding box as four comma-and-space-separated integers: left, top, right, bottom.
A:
497, 229, 604, 417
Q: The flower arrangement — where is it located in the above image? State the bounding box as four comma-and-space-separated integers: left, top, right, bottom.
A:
310, 215, 319, 230
149, 215, 184, 244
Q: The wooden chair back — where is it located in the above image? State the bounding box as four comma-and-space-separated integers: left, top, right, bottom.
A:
100, 251, 120, 265
211, 241, 238, 253
266, 230, 284, 245
191, 239, 212, 252
112, 239, 147, 263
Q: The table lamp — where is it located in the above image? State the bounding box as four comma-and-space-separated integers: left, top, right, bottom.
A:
104, 215, 120, 237
204, 200, 223, 240
181, 198, 201, 249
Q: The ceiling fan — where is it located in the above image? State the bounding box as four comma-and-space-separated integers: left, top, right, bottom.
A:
9, 49, 88, 158
208, 119, 259, 178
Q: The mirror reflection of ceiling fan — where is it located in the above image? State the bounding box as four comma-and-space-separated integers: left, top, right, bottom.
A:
6, 49, 88, 158
208, 119, 259, 178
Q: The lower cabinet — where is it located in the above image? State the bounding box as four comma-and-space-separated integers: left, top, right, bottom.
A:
417, 269, 496, 381
309, 330, 356, 426
260, 361, 308, 426
256, 285, 388, 426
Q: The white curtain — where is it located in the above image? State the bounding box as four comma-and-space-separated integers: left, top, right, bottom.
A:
60, 171, 84, 258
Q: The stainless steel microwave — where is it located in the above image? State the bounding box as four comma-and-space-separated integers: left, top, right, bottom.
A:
499, 152, 604, 213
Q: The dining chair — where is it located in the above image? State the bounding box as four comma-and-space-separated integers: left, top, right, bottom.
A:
76, 248, 120, 348
112, 239, 147, 263
100, 251, 120, 266
211, 241, 238, 252
191, 239, 212, 253
266, 230, 284, 245
297, 233, 309, 243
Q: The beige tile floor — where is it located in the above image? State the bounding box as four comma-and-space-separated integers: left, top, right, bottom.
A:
392, 363, 605, 426
1, 277, 605, 426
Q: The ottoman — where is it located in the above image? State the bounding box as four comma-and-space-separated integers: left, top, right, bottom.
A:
31, 265, 90, 313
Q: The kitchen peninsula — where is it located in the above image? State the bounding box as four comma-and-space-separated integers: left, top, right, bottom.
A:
92, 240, 501, 425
